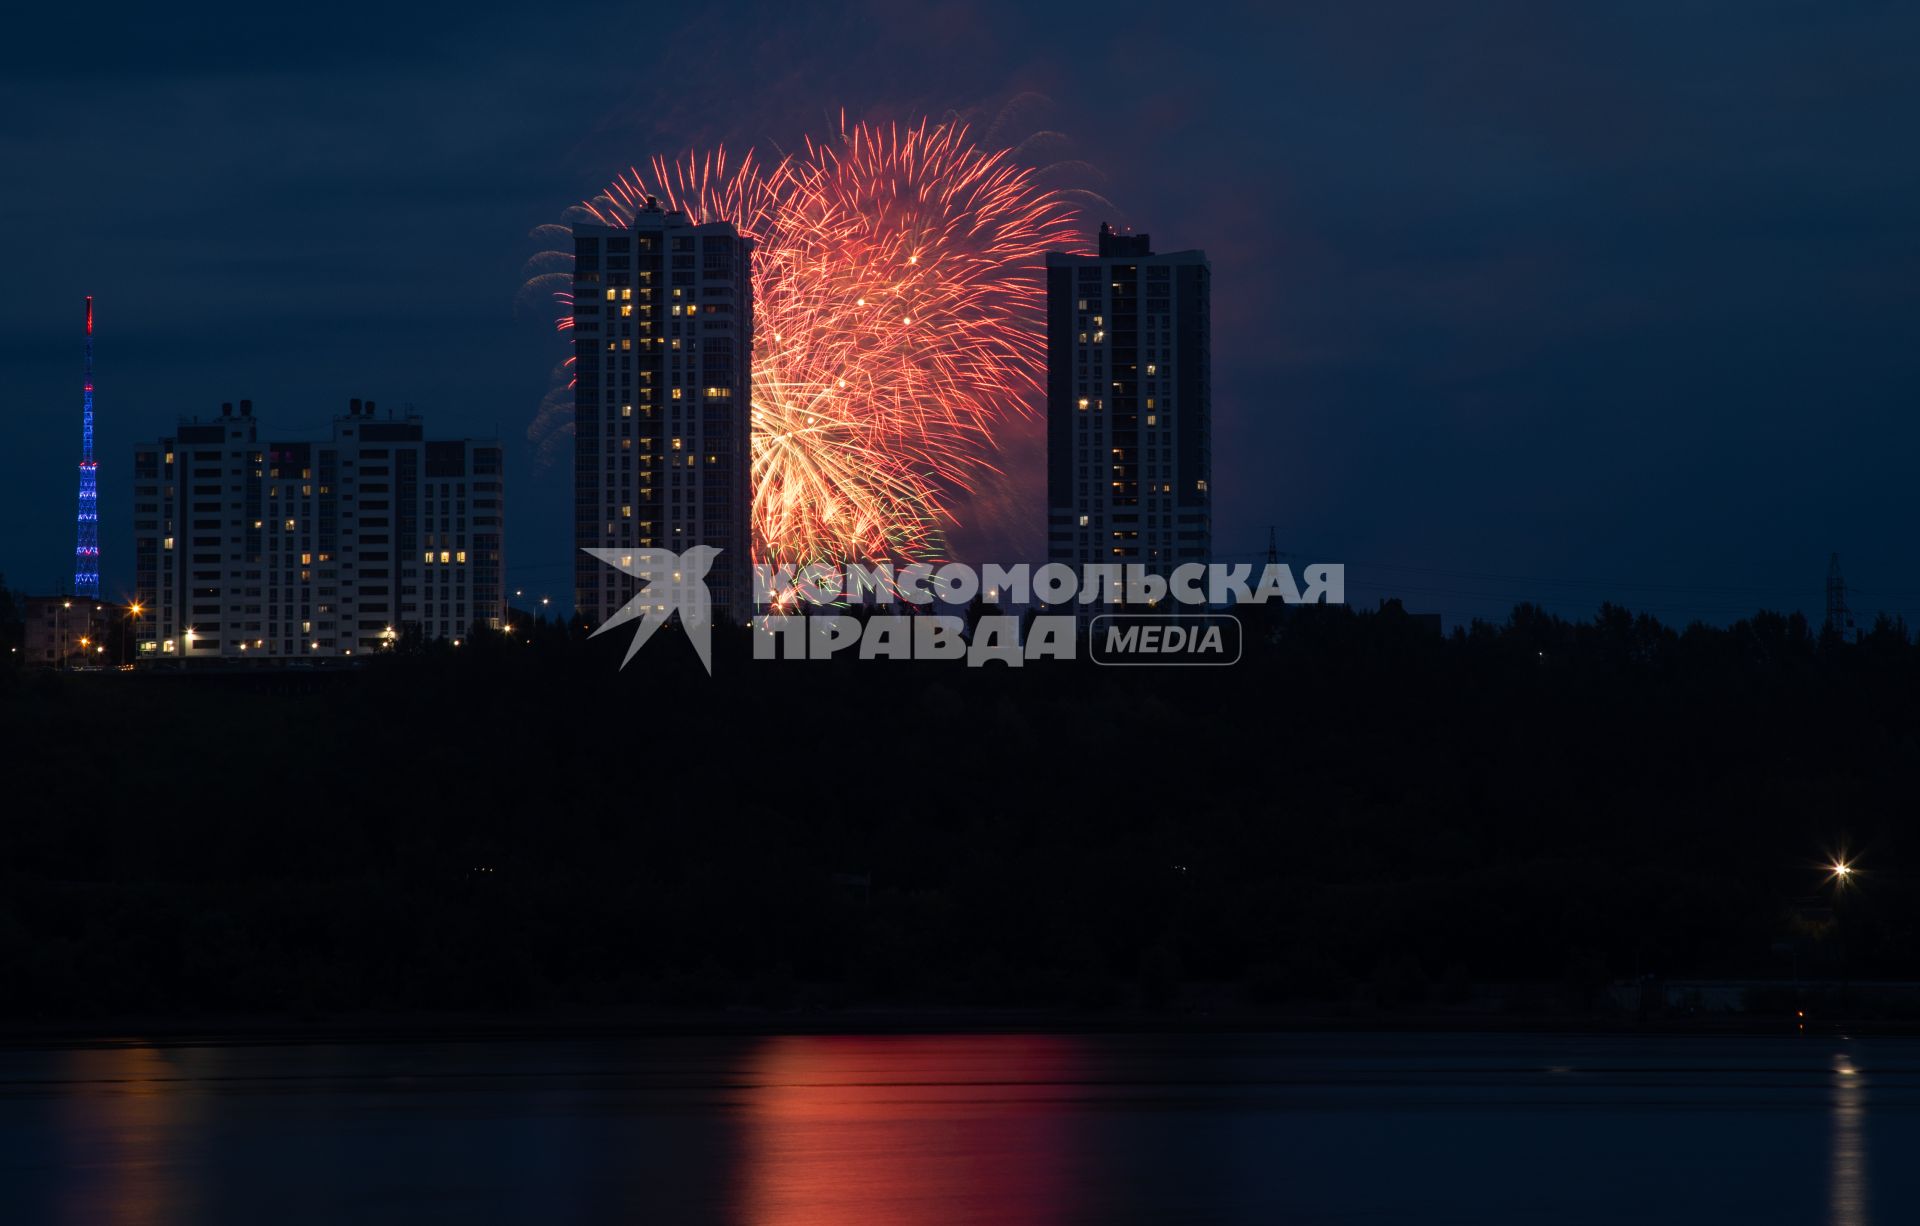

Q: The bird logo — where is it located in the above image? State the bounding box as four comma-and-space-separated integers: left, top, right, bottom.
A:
582, 545, 720, 673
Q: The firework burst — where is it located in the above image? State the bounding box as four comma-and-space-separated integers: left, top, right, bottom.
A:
538, 117, 1083, 575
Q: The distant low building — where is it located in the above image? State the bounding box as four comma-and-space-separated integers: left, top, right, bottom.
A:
131, 398, 504, 661
22, 594, 124, 668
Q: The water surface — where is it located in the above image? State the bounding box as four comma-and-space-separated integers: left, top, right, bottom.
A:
1, 1030, 1912, 1223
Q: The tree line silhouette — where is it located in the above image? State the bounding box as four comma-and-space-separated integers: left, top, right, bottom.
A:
2, 593, 1916, 1024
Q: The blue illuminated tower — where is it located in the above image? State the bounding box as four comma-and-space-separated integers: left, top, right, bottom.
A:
74, 297, 100, 597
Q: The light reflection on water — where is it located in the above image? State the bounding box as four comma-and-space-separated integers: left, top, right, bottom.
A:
1832, 1051, 1869, 1226
0, 1032, 1915, 1224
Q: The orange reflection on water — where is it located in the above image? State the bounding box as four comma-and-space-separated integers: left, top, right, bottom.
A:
54, 1045, 202, 1226
733, 1033, 1090, 1226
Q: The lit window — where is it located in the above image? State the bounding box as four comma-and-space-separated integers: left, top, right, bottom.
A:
671, 438, 683, 450
455, 550, 467, 564
163, 536, 174, 550
622, 404, 633, 417
605, 289, 616, 301
424, 551, 434, 564
621, 505, 632, 519
1079, 514, 1090, 527
1145, 415, 1157, 426
1146, 364, 1157, 375
440, 551, 451, 564
1077, 397, 1089, 411
671, 387, 682, 399
301, 552, 312, 565
284, 518, 296, 530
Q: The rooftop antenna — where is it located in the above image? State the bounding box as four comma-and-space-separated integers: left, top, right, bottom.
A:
1825, 552, 1855, 642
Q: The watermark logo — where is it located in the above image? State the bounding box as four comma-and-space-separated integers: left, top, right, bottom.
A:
583, 546, 719, 673
579, 557, 1343, 673
752, 561, 1342, 668
1090, 613, 1242, 666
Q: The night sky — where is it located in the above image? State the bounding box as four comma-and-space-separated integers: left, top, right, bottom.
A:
4, 1, 1916, 625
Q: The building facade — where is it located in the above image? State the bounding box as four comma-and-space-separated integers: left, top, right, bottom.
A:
1046, 224, 1211, 597
131, 399, 504, 660
21, 595, 123, 668
572, 198, 754, 628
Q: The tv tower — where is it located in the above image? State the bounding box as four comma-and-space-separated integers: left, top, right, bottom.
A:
1824, 552, 1853, 642
73, 297, 100, 598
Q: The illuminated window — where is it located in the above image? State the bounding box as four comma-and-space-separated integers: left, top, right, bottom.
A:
621, 288, 632, 301
1145, 415, 1157, 426
1079, 514, 1090, 527
455, 550, 467, 564
605, 288, 616, 301
163, 536, 174, 550
671, 438, 683, 450
671, 388, 682, 400
424, 551, 435, 563
301, 553, 312, 565
621, 505, 632, 519
284, 518, 296, 530
439, 551, 451, 564
620, 305, 633, 318
1146, 364, 1157, 375
1077, 397, 1089, 411
163, 451, 174, 465
621, 404, 633, 417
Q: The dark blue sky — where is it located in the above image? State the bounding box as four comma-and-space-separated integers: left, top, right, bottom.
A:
4, 1, 1916, 625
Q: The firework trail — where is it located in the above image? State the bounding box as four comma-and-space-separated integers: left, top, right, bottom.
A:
531, 116, 1085, 575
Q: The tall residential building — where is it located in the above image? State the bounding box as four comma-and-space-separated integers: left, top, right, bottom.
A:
572, 198, 754, 628
1046, 223, 1211, 593
131, 399, 505, 660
